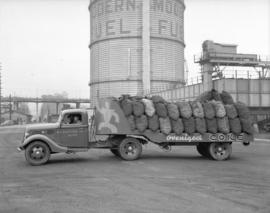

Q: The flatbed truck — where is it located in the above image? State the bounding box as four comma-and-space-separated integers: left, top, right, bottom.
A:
18, 98, 253, 165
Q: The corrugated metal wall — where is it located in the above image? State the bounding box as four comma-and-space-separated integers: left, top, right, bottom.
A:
214, 78, 270, 107
150, 78, 270, 108
89, 0, 185, 106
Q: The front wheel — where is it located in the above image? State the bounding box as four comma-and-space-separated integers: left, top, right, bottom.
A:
118, 137, 142, 161
25, 141, 51, 166
208, 142, 232, 161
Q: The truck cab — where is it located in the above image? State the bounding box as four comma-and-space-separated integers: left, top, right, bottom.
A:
18, 109, 96, 165
56, 109, 89, 148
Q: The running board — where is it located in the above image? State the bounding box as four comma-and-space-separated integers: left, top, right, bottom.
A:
66, 148, 89, 153
88, 141, 113, 149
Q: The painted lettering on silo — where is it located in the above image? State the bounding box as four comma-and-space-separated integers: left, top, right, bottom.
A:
90, 0, 184, 45
90, 0, 141, 44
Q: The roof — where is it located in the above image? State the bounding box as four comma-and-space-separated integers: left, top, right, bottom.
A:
61, 109, 88, 114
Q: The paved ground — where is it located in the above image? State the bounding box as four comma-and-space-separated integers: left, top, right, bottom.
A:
0, 126, 270, 213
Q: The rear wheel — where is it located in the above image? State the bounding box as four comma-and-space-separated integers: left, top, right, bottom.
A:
25, 141, 51, 166
118, 137, 142, 161
196, 143, 211, 158
208, 142, 232, 161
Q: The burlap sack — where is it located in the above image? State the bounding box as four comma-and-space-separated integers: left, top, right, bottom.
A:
241, 118, 254, 134
212, 89, 222, 101
195, 118, 207, 134
177, 102, 192, 119
225, 104, 238, 119
133, 101, 145, 117
155, 102, 168, 118
217, 117, 230, 134
120, 99, 133, 116
171, 118, 184, 135
197, 91, 212, 102
183, 117, 195, 134
211, 101, 226, 118
142, 98, 155, 117
148, 114, 160, 132
191, 101, 204, 118
135, 115, 148, 133
206, 118, 218, 133
167, 103, 180, 120
235, 102, 250, 119
130, 96, 143, 101
229, 118, 242, 135
203, 102, 215, 119
120, 94, 131, 100
159, 117, 172, 134
151, 95, 166, 104
127, 115, 136, 131
221, 90, 234, 105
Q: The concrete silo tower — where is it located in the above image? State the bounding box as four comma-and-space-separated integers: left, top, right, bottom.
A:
89, 0, 185, 105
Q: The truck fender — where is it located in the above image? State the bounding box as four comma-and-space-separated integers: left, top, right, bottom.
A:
20, 134, 67, 153
126, 135, 150, 144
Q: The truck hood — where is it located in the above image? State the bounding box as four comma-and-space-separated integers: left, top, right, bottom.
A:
25, 123, 59, 131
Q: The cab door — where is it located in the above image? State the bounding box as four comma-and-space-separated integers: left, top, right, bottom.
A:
58, 113, 88, 148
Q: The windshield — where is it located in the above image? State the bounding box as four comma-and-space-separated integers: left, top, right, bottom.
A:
57, 112, 63, 124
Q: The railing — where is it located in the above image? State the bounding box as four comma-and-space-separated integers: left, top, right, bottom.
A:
185, 76, 203, 85
0, 96, 90, 104
219, 69, 269, 79
194, 52, 270, 66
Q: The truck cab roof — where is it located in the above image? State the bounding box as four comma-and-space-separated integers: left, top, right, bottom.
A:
62, 109, 88, 114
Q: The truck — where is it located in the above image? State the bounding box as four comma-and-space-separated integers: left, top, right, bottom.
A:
17, 98, 253, 165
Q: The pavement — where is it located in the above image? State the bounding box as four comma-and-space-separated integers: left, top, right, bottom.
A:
0, 126, 270, 213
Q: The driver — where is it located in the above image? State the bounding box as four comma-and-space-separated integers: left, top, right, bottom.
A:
63, 116, 71, 124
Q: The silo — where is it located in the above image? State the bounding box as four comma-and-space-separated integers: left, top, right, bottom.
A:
89, 0, 185, 106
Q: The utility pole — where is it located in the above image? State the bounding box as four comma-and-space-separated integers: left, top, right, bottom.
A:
0, 63, 2, 125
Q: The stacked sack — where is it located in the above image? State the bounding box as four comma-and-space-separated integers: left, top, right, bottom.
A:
118, 90, 254, 136
197, 89, 254, 135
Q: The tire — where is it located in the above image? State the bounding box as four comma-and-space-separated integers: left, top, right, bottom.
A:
110, 148, 120, 157
208, 142, 232, 161
25, 141, 51, 166
118, 137, 142, 161
196, 143, 211, 158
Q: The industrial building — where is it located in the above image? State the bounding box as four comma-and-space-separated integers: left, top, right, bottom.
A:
89, 0, 185, 106
151, 40, 270, 122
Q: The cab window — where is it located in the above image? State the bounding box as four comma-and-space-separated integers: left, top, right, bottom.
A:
62, 113, 82, 125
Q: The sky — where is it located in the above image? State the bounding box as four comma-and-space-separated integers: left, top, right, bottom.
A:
0, 0, 269, 98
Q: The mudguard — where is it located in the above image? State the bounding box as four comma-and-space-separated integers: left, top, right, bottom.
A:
19, 134, 67, 153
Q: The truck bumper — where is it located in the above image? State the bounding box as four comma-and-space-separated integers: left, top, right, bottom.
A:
17, 146, 24, 152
